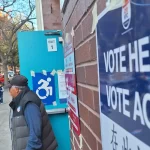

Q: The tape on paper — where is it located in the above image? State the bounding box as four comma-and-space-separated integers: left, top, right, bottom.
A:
53, 101, 57, 106
59, 37, 63, 42
57, 70, 63, 74
91, 3, 98, 34
51, 69, 56, 76
71, 27, 75, 37
42, 70, 47, 76
108, 0, 123, 11
30, 71, 35, 77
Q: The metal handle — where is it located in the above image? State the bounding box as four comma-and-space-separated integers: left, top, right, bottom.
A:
46, 108, 69, 115
44, 30, 61, 36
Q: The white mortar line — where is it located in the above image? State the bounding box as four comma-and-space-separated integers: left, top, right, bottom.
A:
76, 61, 97, 68
73, 133, 80, 148
75, 33, 96, 50
79, 100, 100, 118
77, 83, 98, 91
82, 136, 92, 150
80, 118, 102, 143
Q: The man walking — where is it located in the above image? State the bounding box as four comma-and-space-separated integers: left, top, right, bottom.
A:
8, 75, 57, 150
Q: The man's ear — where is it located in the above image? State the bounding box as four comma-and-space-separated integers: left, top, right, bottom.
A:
15, 88, 20, 93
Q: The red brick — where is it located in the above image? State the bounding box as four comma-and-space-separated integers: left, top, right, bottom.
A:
70, 9, 77, 28
70, 130, 73, 140
79, 103, 89, 125
75, 42, 91, 64
83, 138, 90, 150
71, 142, 75, 150
97, 0, 106, 15
64, 6, 77, 32
85, 0, 95, 12
64, 19, 72, 34
82, 87, 94, 109
89, 111, 101, 138
89, 36, 97, 60
74, 130, 80, 145
62, 0, 78, 27
84, 125, 97, 150
93, 91, 100, 113
82, 10, 93, 40
80, 120, 85, 133
71, 122, 74, 130
74, 138, 80, 150
77, 85, 83, 101
85, 64, 98, 86
76, 67, 86, 84
75, 0, 86, 24
74, 25, 83, 47
80, 122, 88, 142
97, 141, 102, 150
42, 0, 62, 30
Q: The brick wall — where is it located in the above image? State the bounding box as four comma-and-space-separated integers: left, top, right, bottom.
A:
62, 0, 106, 149
42, 0, 62, 30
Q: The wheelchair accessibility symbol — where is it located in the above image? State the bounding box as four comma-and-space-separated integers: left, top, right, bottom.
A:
32, 72, 56, 105
36, 77, 53, 99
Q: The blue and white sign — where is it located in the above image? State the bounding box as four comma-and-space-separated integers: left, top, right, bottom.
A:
32, 72, 56, 105
97, 0, 150, 149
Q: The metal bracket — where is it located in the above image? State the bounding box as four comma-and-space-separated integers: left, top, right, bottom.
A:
46, 108, 69, 115
44, 30, 61, 36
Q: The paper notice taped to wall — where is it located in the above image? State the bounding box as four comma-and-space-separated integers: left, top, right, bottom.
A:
58, 72, 67, 99
42, 70, 47, 76
108, 0, 123, 11
71, 27, 75, 37
53, 101, 57, 106
57, 70, 63, 74
91, 3, 98, 34
51, 69, 56, 76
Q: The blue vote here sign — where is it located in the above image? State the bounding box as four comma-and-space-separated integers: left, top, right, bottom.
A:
97, 0, 150, 150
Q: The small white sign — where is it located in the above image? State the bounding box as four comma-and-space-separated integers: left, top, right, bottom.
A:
58, 72, 67, 99
47, 38, 57, 52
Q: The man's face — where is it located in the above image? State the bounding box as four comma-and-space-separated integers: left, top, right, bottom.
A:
9, 86, 20, 98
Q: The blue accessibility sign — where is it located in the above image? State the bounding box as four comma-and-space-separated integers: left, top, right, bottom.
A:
32, 72, 56, 105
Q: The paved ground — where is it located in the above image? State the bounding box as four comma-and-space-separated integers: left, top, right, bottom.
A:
0, 89, 11, 150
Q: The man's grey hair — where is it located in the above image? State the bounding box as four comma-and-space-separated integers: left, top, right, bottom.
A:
12, 85, 26, 91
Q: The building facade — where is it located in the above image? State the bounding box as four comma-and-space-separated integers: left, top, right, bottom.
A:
36, 0, 62, 30
61, 0, 105, 149
35, 0, 105, 149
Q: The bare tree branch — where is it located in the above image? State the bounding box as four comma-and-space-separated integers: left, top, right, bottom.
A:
0, 0, 35, 83
2, 0, 16, 8
1, 29, 8, 41
6, 36, 17, 55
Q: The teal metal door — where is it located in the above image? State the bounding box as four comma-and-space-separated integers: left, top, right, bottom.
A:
17, 30, 71, 150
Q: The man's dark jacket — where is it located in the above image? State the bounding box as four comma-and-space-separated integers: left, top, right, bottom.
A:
9, 87, 58, 150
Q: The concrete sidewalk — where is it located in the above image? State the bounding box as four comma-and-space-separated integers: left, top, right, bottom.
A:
0, 89, 11, 150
